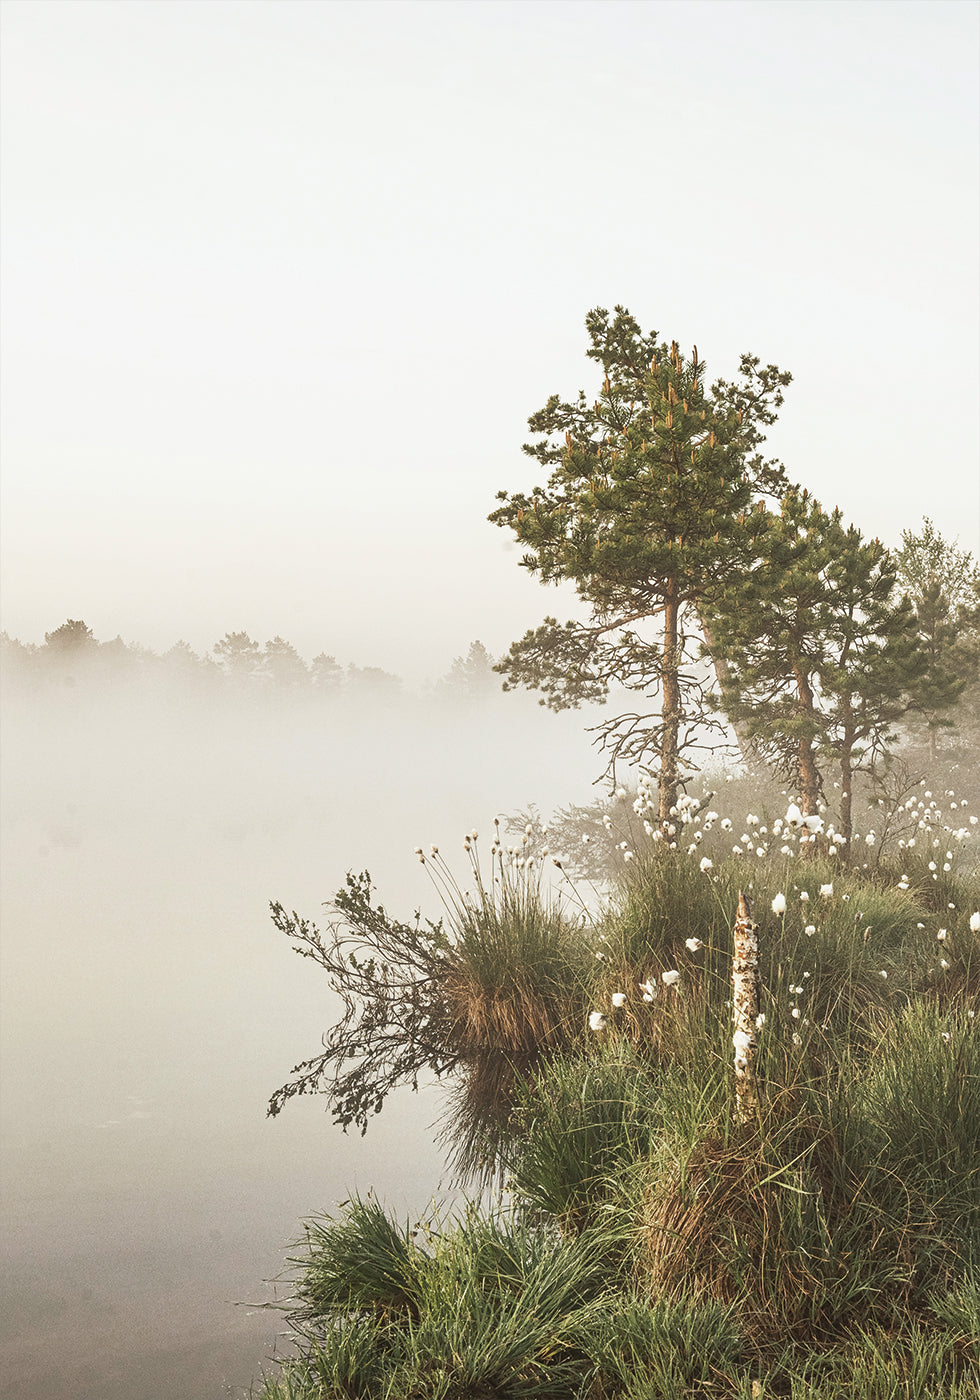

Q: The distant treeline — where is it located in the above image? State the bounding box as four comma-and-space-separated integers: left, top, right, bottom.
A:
0, 621, 501, 703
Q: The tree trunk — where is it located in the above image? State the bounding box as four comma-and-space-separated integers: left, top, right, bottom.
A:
732, 891, 760, 1125
699, 614, 754, 765
792, 662, 821, 818
838, 723, 855, 862
659, 587, 681, 827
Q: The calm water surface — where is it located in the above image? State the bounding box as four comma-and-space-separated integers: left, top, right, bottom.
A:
1, 685, 597, 1398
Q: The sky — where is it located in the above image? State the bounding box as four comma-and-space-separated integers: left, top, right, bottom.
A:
2, 0, 978, 684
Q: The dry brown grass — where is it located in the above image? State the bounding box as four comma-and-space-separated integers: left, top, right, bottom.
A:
642, 1121, 830, 1342
442, 965, 569, 1060
637, 1107, 940, 1349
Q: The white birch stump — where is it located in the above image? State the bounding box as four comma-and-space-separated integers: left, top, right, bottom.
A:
732, 890, 760, 1125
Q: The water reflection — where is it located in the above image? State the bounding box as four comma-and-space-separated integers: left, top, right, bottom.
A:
0, 683, 598, 1398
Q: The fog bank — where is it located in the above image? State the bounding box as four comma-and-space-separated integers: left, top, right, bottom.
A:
0, 671, 606, 1399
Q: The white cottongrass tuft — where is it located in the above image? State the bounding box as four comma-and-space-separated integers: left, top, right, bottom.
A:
819, 884, 834, 898
785, 803, 803, 828
639, 978, 658, 1002
771, 892, 787, 915
805, 924, 816, 936
971, 912, 980, 933
937, 929, 947, 942
661, 969, 680, 987
611, 992, 627, 1008
685, 937, 704, 952
699, 856, 713, 873
588, 1011, 608, 1032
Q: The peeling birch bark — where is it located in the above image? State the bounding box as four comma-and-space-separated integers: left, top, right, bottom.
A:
732, 890, 760, 1125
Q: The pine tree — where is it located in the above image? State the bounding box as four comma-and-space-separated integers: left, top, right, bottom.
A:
489, 306, 791, 824
437, 640, 498, 703
43, 618, 97, 653
263, 636, 310, 689
704, 492, 831, 819
706, 493, 932, 852
895, 518, 979, 758
311, 652, 344, 692
213, 630, 262, 678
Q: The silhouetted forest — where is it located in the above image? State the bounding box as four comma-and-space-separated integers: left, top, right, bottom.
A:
0, 623, 500, 706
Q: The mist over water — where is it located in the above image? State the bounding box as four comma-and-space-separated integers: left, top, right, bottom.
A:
0, 667, 605, 1399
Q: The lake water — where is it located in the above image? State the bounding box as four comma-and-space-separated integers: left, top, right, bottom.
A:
0, 681, 600, 1398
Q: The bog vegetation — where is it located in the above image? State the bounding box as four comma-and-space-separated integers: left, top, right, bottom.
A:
7, 304, 976, 1397
251, 309, 979, 1398
256, 770, 979, 1398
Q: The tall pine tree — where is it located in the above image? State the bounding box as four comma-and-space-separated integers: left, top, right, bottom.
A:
895, 518, 978, 758
490, 306, 791, 824
706, 492, 931, 852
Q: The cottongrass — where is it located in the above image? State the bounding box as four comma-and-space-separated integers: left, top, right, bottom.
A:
259, 779, 980, 1399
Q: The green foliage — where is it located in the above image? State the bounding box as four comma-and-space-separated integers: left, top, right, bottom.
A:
269, 842, 595, 1165
928, 1266, 980, 1346
587, 1293, 744, 1398
896, 517, 979, 614
291, 1195, 422, 1322
490, 305, 792, 816
705, 492, 932, 843
265, 1200, 622, 1400
422, 838, 596, 1178
852, 1001, 980, 1253
436, 845, 588, 1060
261, 775, 979, 1399
788, 1323, 976, 1399
503, 1049, 668, 1231
895, 517, 980, 759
